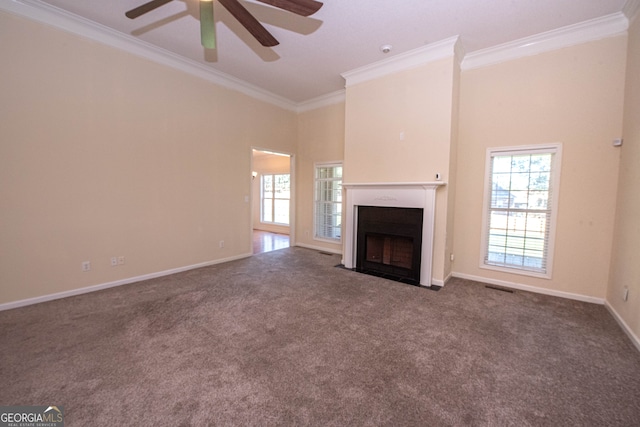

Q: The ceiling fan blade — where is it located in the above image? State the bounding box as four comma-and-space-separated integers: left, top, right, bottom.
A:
218, 0, 279, 47
255, 0, 323, 17
200, 0, 216, 49
125, 0, 174, 19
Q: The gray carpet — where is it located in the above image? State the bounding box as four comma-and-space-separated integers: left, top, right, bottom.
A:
1, 247, 639, 426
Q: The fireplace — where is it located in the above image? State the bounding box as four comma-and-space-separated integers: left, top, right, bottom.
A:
343, 182, 444, 287
356, 206, 423, 284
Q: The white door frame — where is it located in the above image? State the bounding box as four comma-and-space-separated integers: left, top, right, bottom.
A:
250, 147, 295, 252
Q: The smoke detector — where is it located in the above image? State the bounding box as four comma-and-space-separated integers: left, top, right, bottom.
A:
380, 45, 392, 54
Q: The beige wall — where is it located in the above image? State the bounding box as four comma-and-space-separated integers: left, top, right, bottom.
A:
252, 153, 291, 234
343, 58, 456, 184
444, 60, 461, 281
343, 58, 459, 283
608, 13, 640, 341
454, 36, 626, 298
0, 12, 296, 304
295, 103, 345, 253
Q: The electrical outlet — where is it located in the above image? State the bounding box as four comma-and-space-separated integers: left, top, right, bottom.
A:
219, 240, 224, 248
82, 261, 91, 272
450, 253, 455, 262
623, 286, 629, 302
111, 257, 118, 267
118, 256, 125, 265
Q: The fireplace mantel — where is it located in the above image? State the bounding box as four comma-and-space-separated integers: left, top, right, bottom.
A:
343, 182, 445, 188
342, 182, 445, 287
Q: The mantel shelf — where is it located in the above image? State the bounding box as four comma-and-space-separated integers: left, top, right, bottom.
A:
342, 182, 446, 189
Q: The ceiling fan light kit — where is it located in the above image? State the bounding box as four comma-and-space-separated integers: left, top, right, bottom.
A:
200, 0, 216, 49
125, 0, 324, 50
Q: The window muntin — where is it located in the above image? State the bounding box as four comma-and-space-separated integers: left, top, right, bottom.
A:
261, 174, 290, 225
482, 145, 561, 277
314, 164, 342, 242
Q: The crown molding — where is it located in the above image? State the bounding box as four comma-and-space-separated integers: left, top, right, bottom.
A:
341, 36, 461, 88
296, 90, 345, 113
462, 12, 629, 71
0, 0, 299, 111
624, 0, 640, 23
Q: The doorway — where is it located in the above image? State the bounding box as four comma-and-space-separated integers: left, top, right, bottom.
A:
251, 149, 293, 254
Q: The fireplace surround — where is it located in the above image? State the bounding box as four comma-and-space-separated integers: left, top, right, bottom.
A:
343, 182, 444, 287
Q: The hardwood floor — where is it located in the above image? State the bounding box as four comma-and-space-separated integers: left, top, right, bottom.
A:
253, 230, 290, 254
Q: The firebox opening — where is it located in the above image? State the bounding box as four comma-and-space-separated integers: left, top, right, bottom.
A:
356, 206, 423, 286
365, 234, 414, 269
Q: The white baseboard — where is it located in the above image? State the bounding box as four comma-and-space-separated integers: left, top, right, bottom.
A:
294, 242, 343, 256
430, 278, 445, 287
451, 272, 605, 305
431, 272, 453, 287
0, 252, 252, 312
604, 301, 640, 353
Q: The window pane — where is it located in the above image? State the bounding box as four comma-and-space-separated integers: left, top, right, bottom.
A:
506, 211, 526, 233
530, 155, 551, 172
489, 210, 507, 230
315, 205, 342, 239
319, 181, 341, 202
492, 157, 512, 173
529, 172, 550, 191
510, 172, 530, 191
263, 199, 272, 222
274, 199, 290, 225
317, 167, 331, 179
263, 175, 273, 199
528, 191, 549, 209
274, 174, 290, 198
511, 155, 531, 171
525, 212, 547, 235
491, 185, 511, 208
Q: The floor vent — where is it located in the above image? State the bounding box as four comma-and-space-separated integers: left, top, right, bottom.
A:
485, 285, 514, 293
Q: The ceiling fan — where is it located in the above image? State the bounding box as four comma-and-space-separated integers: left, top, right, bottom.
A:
125, 0, 323, 49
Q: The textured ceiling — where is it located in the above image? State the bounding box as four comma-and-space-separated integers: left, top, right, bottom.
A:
19, 0, 632, 102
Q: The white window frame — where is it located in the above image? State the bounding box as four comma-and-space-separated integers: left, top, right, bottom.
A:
261, 173, 290, 226
480, 144, 562, 279
314, 162, 343, 243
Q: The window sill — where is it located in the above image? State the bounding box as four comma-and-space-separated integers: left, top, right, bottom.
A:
260, 221, 290, 227
313, 236, 342, 244
479, 263, 551, 280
